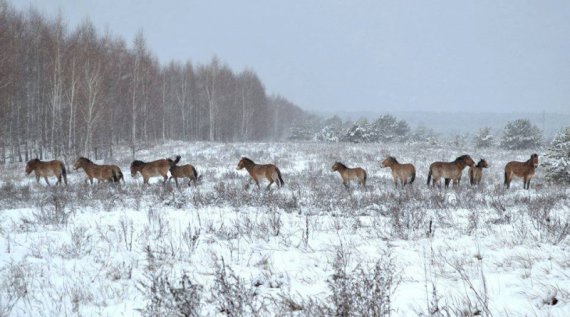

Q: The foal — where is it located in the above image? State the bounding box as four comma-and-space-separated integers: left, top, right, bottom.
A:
236, 157, 284, 189
469, 159, 488, 186
504, 153, 539, 189
427, 155, 475, 187
25, 158, 67, 186
381, 156, 415, 187
331, 162, 367, 188
169, 164, 199, 187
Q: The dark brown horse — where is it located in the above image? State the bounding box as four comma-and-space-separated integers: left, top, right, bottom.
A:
504, 154, 539, 189
381, 156, 415, 187
73, 157, 120, 184
237, 157, 284, 189
469, 159, 488, 186
130, 155, 180, 184
427, 155, 475, 187
331, 162, 367, 188
169, 164, 199, 187
25, 158, 67, 186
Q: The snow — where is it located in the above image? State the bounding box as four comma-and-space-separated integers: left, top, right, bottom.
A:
0, 141, 569, 316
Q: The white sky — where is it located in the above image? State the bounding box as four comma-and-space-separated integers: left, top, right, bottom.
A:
11, 0, 570, 114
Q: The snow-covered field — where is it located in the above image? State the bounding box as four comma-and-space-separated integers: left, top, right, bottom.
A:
1, 141, 569, 316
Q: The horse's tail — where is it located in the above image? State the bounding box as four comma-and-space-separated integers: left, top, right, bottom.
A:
504, 170, 508, 185
118, 169, 124, 182
363, 169, 368, 187
276, 167, 285, 187
111, 169, 119, 182
61, 162, 68, 185
410, 168, 416, 184
193, 166, 200, 181
426, 168, 432, 186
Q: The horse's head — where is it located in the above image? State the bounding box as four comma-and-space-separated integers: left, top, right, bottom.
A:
477, 159, 489, 168
130, 160, 144, 177
458, 155, 475, 167
381, 157, 397, 168
25, 158, 39, 175
73, 157, 88, 170
530, 153, 539, 168
332, 162, 345, 172
237, 157, 252, 170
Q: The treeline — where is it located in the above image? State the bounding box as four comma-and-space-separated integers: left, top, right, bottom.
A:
290, 114, 547, 150
0, 1, 306, 162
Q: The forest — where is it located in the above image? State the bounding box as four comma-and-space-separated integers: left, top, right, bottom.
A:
0, 1, 307, 163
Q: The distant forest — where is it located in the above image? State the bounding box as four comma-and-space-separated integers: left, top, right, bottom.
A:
0, 1, 307, 162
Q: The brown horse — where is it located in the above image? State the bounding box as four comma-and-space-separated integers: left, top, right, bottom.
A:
169, 164, 199, 187
236, 157, 284, 189
469, 159, 488, 186
331, 162, 367, 188
381, 156, 415, 187
504, 153, 539, 189
25, 158, 67, 186
73, 157, 120, 184
427, 155, 475, 187
130, 155, 180, 184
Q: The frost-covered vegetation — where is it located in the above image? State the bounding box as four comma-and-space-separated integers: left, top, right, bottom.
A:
1, 141, 569, 316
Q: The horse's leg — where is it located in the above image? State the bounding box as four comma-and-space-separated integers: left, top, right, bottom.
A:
163, 174, 168, 184
444, 178, 450, 188
266, 179, 274, 190
175, 177, 179, 188
393, 178, 398, 188
524, 176, 529, 190
44, 176, 50, 186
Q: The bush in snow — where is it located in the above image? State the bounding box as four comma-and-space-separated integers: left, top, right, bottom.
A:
409, 125, 440, 145
543, 127, 570, 185
315, 126, 343, 142
138, 270, 203, 317
340, 120, 375, 143
500, 119, 542, 150
474, 127, 495, 148
327, 247, 398, 317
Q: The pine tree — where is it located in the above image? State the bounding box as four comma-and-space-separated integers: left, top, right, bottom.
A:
544, 127, 570, 184
500, 119, 542, 150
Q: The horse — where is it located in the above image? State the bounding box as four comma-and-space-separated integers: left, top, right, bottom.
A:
236, 157, 284, 190
73, 157, 120, 184
130, 155, 181, 184
427, 155, 475, 187
25, 158, 67, 186
169, 164, 199, 187
469, 159, 488, 186
331, 162, 367, 188
381, 156, 415, 187
504, 153, 539, 189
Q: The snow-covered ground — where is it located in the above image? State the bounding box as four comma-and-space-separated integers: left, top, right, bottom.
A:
1, 141, 569, 316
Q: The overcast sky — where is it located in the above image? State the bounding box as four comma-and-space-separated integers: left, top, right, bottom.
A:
12, 0, 570, 114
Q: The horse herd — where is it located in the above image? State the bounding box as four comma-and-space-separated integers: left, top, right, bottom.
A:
23, 153, 540, 190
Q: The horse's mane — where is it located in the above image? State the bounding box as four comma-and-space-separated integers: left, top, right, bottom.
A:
78, 157, 93, 164
240, 157, 254, 165
131, 160, 145, 168
334, 162, 347, 169
387, 156, 399, 164
455, 155, 469, 162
